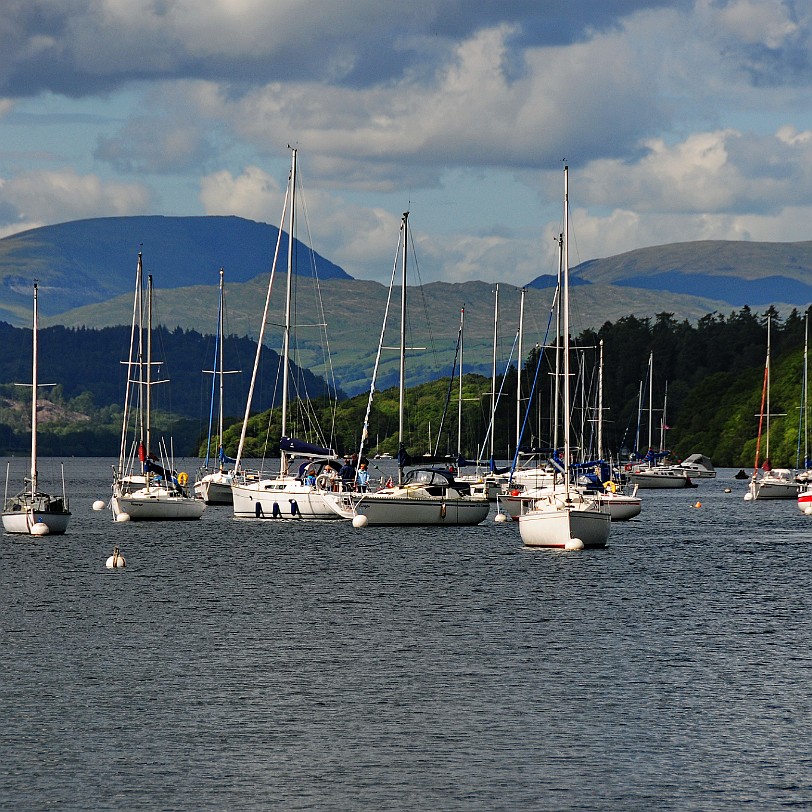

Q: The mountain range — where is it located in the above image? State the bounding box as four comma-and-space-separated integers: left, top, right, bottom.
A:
2, 216, 810, 396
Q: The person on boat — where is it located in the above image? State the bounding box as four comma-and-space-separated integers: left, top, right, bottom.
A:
339, 458, 356, 491
305, 468, 317, 487
356, 463, 370, 492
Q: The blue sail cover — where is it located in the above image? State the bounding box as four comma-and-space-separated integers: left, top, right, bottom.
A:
280, 436, 336, 457
488, 456, 511, 475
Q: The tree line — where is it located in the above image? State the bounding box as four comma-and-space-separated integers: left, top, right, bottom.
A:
0, 305, 808, 466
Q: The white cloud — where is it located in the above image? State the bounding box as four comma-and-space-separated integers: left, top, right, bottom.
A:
0, 169, 151, 225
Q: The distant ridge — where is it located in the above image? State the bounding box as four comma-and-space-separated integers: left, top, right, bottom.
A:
0, 215, 351, 323
550, 239, 812, 307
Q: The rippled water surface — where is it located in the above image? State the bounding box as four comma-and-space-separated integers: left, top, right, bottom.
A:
2, 459, 811, 810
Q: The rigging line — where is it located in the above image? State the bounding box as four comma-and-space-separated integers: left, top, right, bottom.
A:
405, 214, 440, 371
234, 181, 289, 472
288, 163, 340, 451
509, 285, 559, 483
432, 315, 463, 458
355, 220, 404, 463
477, 328, 520, 465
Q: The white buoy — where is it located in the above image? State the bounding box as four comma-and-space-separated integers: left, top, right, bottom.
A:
92, 500, 106, 511
115, 512, 131, 523
494, 512, 507, 523
743, 492, 753, 501
30, 522, 49, 536
352, 514, 369, 528
564, 537, 585, 551
106, 546, 126, 568
805, 506, 812, 516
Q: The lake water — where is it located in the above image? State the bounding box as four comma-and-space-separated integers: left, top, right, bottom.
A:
1, 458, 811, 811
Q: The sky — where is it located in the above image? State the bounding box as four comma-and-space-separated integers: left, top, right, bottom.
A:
2, 0, 812, 287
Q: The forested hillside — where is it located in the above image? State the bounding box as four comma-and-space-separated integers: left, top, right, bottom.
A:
0, 322, 337, 455
2, 305, 809, 465
212, 305, 812, 468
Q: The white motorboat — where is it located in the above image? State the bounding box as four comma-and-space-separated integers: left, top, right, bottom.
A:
2, 283, 71, 535
110, 256, 205, 521
628, 465, 693, 489
677, 453, 716, 478
518, 166, 610, 549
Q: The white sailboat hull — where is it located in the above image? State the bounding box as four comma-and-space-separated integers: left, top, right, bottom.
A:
111, 487, 205, 521
194, 472, 234, 505
231, 479, 341, 520
326, 489, 490, 526
595, 491, 642, 520
2, 496, 71, 535
749, 475, 799, 500
519, 500, 610, 549
500, 486, 640, 522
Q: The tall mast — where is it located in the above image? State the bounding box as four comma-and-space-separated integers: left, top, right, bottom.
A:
457, 306, 464, 459
280, 148, 297, 476
217, 268, 226, 469
30, 283, 39, 495
145, 274, 153, 466
805, 312, 809, 469
597, 338, 604, 459
647, 351, 654, 451
562, 165, 571, 492
398, 211, 408, 484
490, 283, 499, 461
553, 233, 563, 451
516, 287, 525, 457
765, 315, 772, 461
660, 382, 668, 452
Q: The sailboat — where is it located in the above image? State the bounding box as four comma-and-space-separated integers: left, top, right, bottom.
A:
2, 283, 71, 535
518, 166, 611, 549
230, 148, 344, 520
627, 353, 692, 488
324, 211, 490, 526
194, 268, 237, 505
589, 339, 642, 520
746, 315, 799, 501
110, 255, 206, 521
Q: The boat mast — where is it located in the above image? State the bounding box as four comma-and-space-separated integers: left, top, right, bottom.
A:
597, 338, 604, 459
490, 283, 498, 462
30, 283, 39, 497
145, 274, 153, 472
660, 382, 668, 452
280, 148, 297, 477
553, 233, 563, 452
647, 351, 654, 452
457, 306, 464, 459
562, 165, 571, 493
516, 288, 525, 458
765, 315, 771, 463
804, 312, 809, 469
398, 211, 408, 485
217, 268, 226, 470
